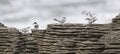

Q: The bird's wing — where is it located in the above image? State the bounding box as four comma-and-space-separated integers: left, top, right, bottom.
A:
53, 18, 57, 20
54, 18, 62, 23
86, 18, 91, 20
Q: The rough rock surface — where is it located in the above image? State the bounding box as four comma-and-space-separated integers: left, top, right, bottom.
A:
1, 14, 120, 54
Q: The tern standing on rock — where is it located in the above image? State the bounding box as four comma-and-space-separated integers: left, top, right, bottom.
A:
82, 10, 97, 24
54, 17, 66, 24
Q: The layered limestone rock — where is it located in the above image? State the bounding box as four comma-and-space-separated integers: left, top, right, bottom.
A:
100, 14, 120, 54
14, 33, 39, 54
1, 14, 120, 54
0, 23, 19, 54
112, 13, 120, 24
41, 24, 108, 54
31, 29, 46, 54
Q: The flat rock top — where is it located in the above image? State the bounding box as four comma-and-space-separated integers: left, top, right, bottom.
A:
48, 23, 105, 26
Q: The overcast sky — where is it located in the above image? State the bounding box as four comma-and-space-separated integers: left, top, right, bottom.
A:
0, 0, 120, 29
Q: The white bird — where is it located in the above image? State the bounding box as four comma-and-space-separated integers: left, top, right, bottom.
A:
19, 27, 30, 34
85, 17, 97, 24
33, 22, 39, 29
82, 11, 97, 24
54, 17, 66, 24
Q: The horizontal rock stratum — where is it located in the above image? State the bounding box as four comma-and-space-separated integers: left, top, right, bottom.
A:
1, 14, 120, 54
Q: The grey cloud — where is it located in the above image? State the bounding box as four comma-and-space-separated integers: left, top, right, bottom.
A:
31, 0, 107, 18
3, 17, 31, 23
0, 0, 120, 29
58, 0, 106, 7
0, 0, 10, 5
42, 0, 105, 8
0, 8, 22, 16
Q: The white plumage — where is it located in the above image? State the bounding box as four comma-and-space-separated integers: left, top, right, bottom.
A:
54, 17, 66, 24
